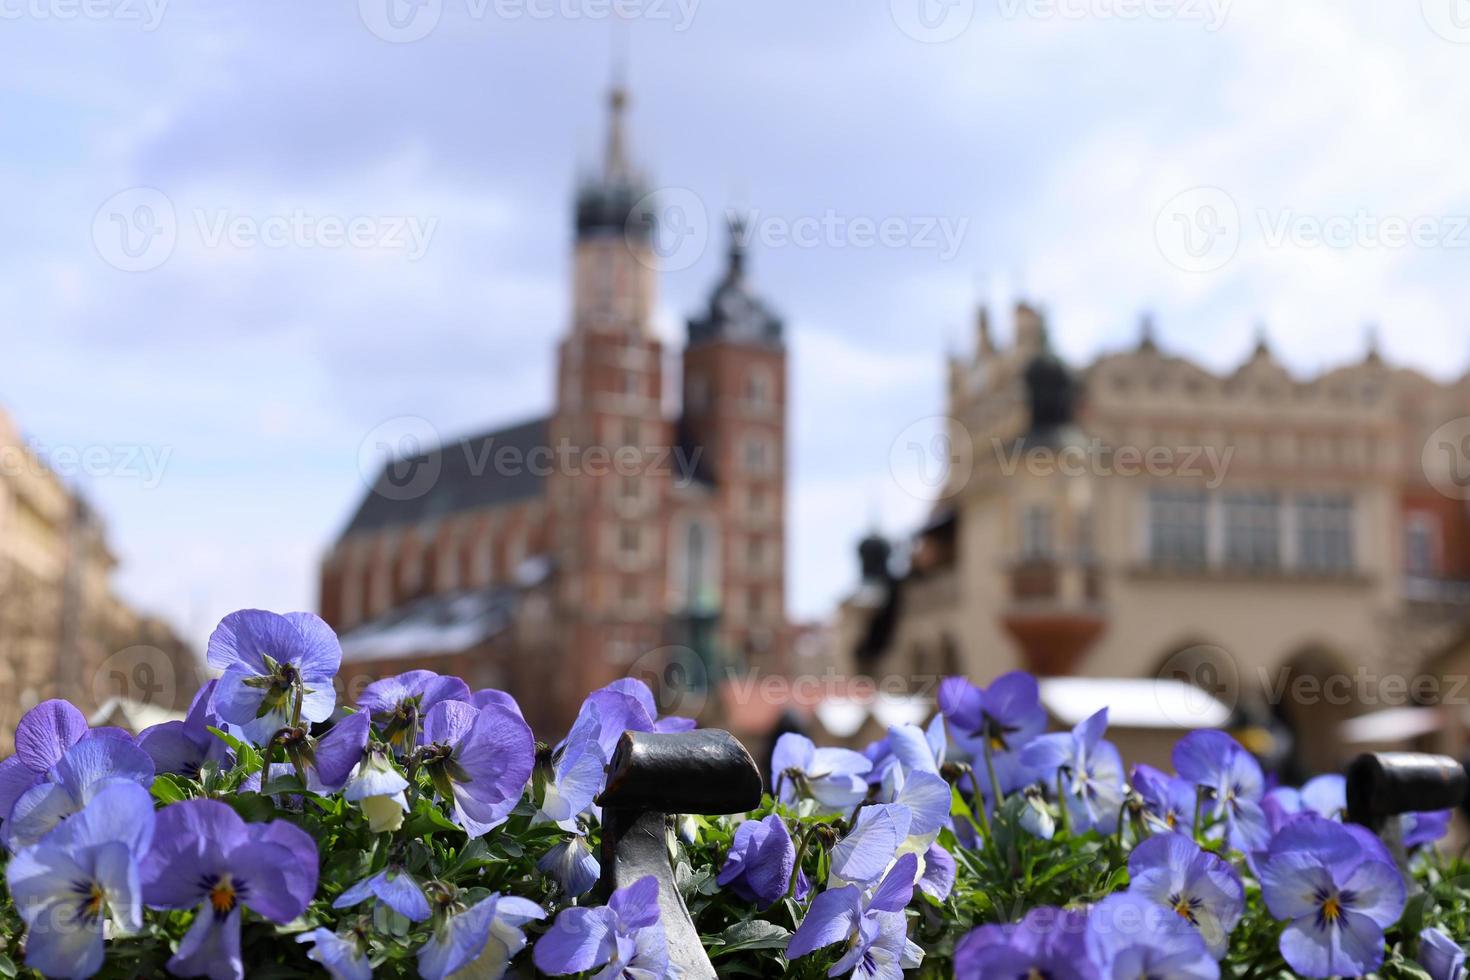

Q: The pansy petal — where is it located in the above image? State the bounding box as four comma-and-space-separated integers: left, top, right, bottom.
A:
918, 842, 956, 900
376, 868, 432, 922
1341, 858, 1406, 927
14, 699, 89, 772
608, 875, 661, 931
314, 712, 370, 792
936, 677, 983, 733
282, 611, 343, 683
0, 755, 40, 824
532, 905, 616, 975
787, 885, 863, 959
169, 904, 244, 980
832, 804, 912, 885
422, 699, 478, 747
869, 852, 919, 912
897, 769, 952, 838
240, 819, 320, 922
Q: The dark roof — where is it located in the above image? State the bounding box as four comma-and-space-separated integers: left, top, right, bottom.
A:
688, 215, 783, 349
341, 416, 550, 538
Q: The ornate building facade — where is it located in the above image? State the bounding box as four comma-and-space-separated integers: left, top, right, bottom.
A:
318, 88, 789, 736
0, 406, 196, 753
840, 303, 1470, 777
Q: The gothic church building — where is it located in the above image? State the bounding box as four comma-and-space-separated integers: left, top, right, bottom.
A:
318, 87, 788, 735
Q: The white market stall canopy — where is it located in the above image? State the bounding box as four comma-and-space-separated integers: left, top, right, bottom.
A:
1039, 677, 1232, 731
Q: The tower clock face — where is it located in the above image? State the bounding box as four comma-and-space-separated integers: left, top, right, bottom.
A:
718, 288, 765, 340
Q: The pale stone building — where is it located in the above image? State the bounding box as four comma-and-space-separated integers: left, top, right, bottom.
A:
0, 406, 196, 751
841, 303, 1470, 778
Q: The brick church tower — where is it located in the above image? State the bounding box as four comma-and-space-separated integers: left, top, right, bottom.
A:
682, 216, 788, 675
547, 84, 674, 720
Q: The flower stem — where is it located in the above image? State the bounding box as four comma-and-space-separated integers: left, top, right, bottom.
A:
981, 741, 1005, 821
1055, 770, 1070, 836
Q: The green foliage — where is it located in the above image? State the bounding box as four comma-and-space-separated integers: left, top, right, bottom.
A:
0, 727, 1466, 979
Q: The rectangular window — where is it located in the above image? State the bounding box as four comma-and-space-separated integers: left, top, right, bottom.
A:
1224, 491, 1280, 569
1296, 494, 1354, 573
1405, 513, 1438, 577
1148, 488, 1208, 568
1021, 504, 1053, 560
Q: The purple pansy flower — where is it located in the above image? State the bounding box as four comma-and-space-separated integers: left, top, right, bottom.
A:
298, 928, 372, 980
1131, 763, 1196, 834
6, 782, 155, 980
207, 609, 342, 745
830, 803, 912, 887
1172, 730, 1268, 853
534, 704, 607, 829
1085, 891, 1219, 980
418, 892, 545, 980
1403, 809, 1453, 848
359, 670, 470, 754
938, 672, 1048, 799
787, 852, 922, 980
1419, 927, 1467, 980
333, 865, 431, 922
1127, 832, 1245, 958
1021, 708, 1126, 835
772, 733, 873, 812
1257, 813, 1406, 977
420, 699, 535, 837
717, 813, 796, 907
141, 798, 320, 980
533, 874, 671, 978
537, 834, 601, 898
6, 734, 155, 850
137, 681, 234, 778
0, 700, 100, 827
953, 906, 1096, 980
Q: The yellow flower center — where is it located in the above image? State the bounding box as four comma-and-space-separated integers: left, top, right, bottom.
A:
209, 877, 238, 915
1320, 895, 1341, 923
83, 883, 107, 920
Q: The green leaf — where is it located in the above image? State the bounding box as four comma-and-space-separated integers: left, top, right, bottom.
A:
709, 919, 791, 957
150, 773, 189, 805
0, 953, 16, 978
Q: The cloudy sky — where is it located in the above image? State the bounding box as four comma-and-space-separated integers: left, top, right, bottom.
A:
3, 0, 1469, 649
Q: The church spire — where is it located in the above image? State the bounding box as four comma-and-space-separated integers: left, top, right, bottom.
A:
604, 83, 632, 183
574, 81, 651, 241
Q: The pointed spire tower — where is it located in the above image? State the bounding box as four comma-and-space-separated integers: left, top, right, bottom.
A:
569, 79, 657, 335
